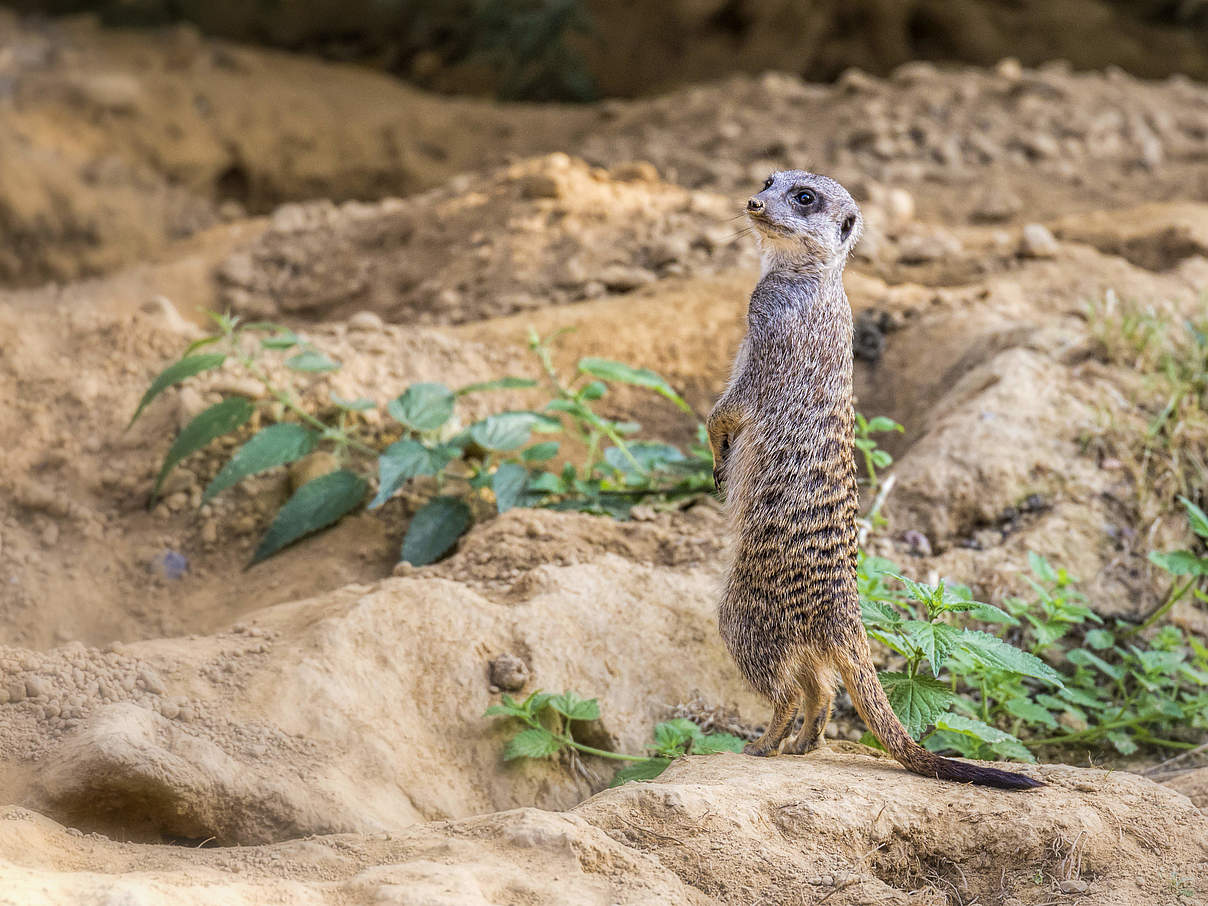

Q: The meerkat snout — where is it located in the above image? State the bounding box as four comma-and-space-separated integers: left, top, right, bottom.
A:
747, 197, 765, 213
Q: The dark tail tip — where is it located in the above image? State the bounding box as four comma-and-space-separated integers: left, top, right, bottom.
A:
931, 756, 1045, 790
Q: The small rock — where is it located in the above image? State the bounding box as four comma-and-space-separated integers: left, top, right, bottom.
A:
6, 682, 25, 703
971, 186, 1023, 223
518, 173, 560, 200
883, 188, 914, 229
392, 561, 418, 578
150, 550, 189, 581
138, 669, 166, 695
597, 264, 657, 292
1057, 879, 1089, 894
200, 520, 218, 545
1019, 223, 1059, 258
902, 530, 932, 557
489, 654, 531, 692
630, 505, 657, 522
348, 311, 385, 332
166, 492, 190, 512
995, 57, 1023, 81
25, 676, 50, 699
897, 230, 962, 264
609, 160, 659, 182
159, 469, 197, 497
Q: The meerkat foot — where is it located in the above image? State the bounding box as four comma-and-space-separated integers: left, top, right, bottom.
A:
743, 699, 798, 757
743, 740, 781, 757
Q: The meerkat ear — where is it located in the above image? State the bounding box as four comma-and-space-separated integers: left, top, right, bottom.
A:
839, 214, 857, 243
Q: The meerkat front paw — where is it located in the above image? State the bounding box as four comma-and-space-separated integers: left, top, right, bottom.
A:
742, 741, 780, 757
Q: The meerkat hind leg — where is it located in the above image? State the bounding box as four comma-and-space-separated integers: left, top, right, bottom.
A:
743, 697, 799, 757
783, 670, 833, 756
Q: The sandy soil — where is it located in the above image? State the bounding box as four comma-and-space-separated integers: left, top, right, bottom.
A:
1, 14, 1207, 904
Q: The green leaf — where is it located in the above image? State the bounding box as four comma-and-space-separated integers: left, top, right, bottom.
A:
651, 720, 697, 756
203, 423, 315, 503
369, 440, 457, 510
1179, 496, 1208, 539
602, 442, 686, 477
469, 412, 547, 452
891, 574, 940, 608
1066, 647, 1125, 681
1149, 550, 1208, 576
522, 441, 560, 462
387, 383, 455, 432
1028, 551, 1058, 584
865, 416, 903, 434
286, 351, 340, 372
692, 733, 746, 754
455, 376, 538, 395
549, 692, 600, 722
870, 449, 893, 469
493, 463, 528, 513
933, 712, 1021, 747
577, 357, 690, 412
579, 380, 607, 401
1004, 697, 1058, 729
902, 620, 962, 675
154, 397, 254, 498
250, 469, 367, 564
182, 334, 223, 357
879, 672, 955, 737
963, 601, 1019, 625
503, 728, 564, 761
1085, 629, 1116, 650
400, 496, 471, 566
330, 393, 376, 411
609, 758, 671, 786
989, 738, 1036, 763
860, 597, 904, 629
129, 353, 226, 428
527, 471, 564, 494
1106, 730, 1138, 755
958, 630, 1066, 687
261, 330, 300, 350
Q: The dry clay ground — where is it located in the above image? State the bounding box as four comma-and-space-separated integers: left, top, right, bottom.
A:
1, 15, 1208, 905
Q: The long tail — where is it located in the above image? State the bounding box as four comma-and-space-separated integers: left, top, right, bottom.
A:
836, 642, 1044, 791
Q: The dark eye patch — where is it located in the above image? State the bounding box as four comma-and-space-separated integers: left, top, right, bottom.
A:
763, 177, 774, 190
840, 214, 856, 241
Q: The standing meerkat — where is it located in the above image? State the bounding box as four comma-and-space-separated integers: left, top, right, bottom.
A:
709, 170, 1041, 790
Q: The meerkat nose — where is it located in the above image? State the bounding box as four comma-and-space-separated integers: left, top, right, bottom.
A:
747, 197, 765, 213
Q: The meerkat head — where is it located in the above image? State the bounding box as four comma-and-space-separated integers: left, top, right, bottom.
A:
745, 170, 862, 273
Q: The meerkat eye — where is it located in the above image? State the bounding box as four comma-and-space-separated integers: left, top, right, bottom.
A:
763, 177, 774, 190
795, 190, 816, 205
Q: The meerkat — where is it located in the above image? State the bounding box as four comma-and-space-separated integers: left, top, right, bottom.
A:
709, 170, 1041, 790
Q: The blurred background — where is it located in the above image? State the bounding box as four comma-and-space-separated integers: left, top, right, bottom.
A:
7, 0, 1208, 100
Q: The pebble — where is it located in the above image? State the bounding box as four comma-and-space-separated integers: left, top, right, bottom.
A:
25, 676, 49, 699
596, 264, 657, 292
1057, 879, 1089, 894
348, 311, 385, 332
7, 681, 25, 703
609, 160, 659, 182
138, 669, 166, 695
201, 521, 218, 544
488, 654, 531, 692
518, 173, 561, 199
1019, 223, 1059, 258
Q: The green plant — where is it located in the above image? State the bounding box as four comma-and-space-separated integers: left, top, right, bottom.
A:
854, 412, 903, 490
130, 317, 717, 566
484, 690, 744, 785
858, 556, 1065, 762
1139, 496, 1208, 634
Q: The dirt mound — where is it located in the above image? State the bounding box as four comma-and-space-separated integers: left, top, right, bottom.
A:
0, 523, 762, 843
3, 750, 1205, 904
215, 154, 753, 324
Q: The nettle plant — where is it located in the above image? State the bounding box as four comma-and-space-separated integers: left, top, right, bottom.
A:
130, 316, 720, 565
485, 690, 744, 786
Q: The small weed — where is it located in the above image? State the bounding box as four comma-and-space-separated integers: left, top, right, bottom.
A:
484, 690, 744, 785
1168, 870, 1197, 898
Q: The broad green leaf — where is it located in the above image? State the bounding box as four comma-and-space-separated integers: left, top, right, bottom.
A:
503, 728, 563, 761
331, 393, 376, 411
522, 441, 560, 462
871, 449, 892, 468
879, 672, 955, 737
1085, 629, 1116, 650
522, 691, 556, 716
129, 353, 226, 428
989, 738, 1037, 763
369, 439, 457, 509
492, 463, 528, 513
603, 442, 686, 477
484, 699, 529, 719
891, 573, 939, 608
963, 601, 1019, 625
865, 416, 903, 434
1179, 496, 1208, 539
579, 380, 607, 400
577, 357, 690, 412
401, 496, 471, 566
250, 469, 367, 564
203, 423, 315, 503
1004, 697, 1058, 728
692, 733, 746, 754
469, 412, 545, 451
154, 397, 254, 498
902, 620, 962, 675
609, 758, 671, 786
958, 630, 1066, 687
527, 471, 564, 494
933, 712, 1020, 746
860, 597, 904, 629
388, 383, 455, 432
1148, 550, 1208, 576
261, 330, 300, 350
455, 377, 538, 395
652, 721, 696, 756
926, 729, 981, 758
286, 351, 340, 372
1028, 551, 1058, 584
549, 692, 600, 722
1106, 730, 1138, 755
1066, 647, 1125, 681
